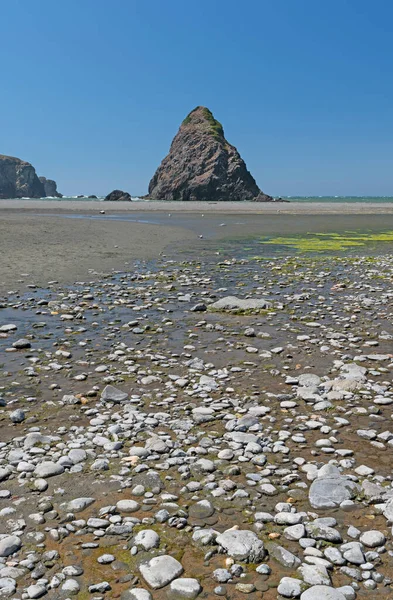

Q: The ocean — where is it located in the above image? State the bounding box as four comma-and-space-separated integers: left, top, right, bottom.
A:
284, 196, 393, 203
14, 195, 393, 203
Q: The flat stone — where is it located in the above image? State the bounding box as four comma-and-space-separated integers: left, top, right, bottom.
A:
169, 578, 201, 599
189, 500, 215, 519
139, 555, 183, 589
133, 529, 160, 551
209, 296, 270, 312
308, 465, 358, 509
27, 584, 47, 598
122, 589, 152, 600
298, 564, 330, 586
60, 497, 96, 513
12, 338, 31, 349
278, 577, 305, 598
61, 579, 80, 594
300, 586, 346, 600
0, 324, 17, 333
216, 529, 266, 562
101, 385, 128, 403
284, 524, 306, 541
116, 499, 140, 512
306, 522, 342, 543
0, 536, 21, 557
121, 589, 152, 600
0, 577, 16, 596
267, 543, 301, 568
34, 461, 64, 478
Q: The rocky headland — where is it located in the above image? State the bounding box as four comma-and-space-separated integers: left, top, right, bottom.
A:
0, 155, 45, 199
148, 106, 274, 202
0, 154, 61, 199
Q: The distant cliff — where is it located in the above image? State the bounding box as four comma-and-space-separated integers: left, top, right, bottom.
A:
39, 177, 62, 198
148, 106, 273, 202
0, 155, 45, 199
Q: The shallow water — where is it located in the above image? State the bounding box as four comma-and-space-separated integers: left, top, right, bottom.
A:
32, 211, 393, 244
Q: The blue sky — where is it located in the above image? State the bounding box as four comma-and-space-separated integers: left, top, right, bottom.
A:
1, 0, 392, 196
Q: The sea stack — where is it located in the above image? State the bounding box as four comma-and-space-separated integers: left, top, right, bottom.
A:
0, 155, 45, 199
148, 106, 273, 202
39, 177, 62, 198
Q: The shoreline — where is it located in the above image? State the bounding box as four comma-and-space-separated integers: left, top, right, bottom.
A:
1, 199, 393, 214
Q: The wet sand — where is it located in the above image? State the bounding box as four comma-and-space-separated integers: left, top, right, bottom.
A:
0, 213, 192, 293
2, 209, 393, 293
1, 199, 393, 213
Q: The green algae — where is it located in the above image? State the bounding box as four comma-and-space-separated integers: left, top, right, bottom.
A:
260, 230, 393, 253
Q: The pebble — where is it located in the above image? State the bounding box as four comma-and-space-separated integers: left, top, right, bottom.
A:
0, 247, 392, 600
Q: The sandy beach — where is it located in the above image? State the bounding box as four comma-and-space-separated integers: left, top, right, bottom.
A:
0, 213, 192, 293
1, 202, 393, 293
1, 199, 393, 213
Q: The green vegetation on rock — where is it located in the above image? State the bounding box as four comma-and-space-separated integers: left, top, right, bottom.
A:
202, 107, 224, 138
182, 106, 224, 138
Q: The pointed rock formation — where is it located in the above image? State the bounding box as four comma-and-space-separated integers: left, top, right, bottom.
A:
0, 155, 45, 199
148, 106, 273, 202
39, 177, 62, 198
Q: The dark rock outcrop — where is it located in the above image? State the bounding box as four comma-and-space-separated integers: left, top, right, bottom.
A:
105, 189, 132, 202
39, 177, 63, 198
0, 155, 45, 199
147, 106, 273, 202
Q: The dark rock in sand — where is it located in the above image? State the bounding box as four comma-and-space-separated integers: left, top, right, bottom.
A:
39, 177, 63, 198
147, 106, 273, 202
0, 155, 45, 199
105, 189, 132, 202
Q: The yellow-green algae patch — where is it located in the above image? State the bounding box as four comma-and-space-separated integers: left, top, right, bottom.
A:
260, 230, 393, 252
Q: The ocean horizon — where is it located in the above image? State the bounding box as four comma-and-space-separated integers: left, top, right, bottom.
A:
3, 195, 393, 203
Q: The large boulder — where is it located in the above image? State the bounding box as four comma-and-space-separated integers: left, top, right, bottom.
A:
216, 529, 266, 562
208, 296, 271, 313
105, 189, 132, 201
139, 555, 183, 589
308, 464, 359, 509
147, 106, 274, 202
300, 586, 346, 600
0, 155, 45, 198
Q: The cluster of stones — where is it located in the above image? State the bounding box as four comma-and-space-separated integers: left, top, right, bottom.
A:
0, 252, 392, 599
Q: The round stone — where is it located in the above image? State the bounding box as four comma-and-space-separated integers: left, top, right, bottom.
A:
98, 554, 115, 564
0, 535, 22, 557
61, 579, 80, 595
116, 499, 140, 513
359, 530, 386, 548
133, 529, 160, 551
9, 409, 25, 423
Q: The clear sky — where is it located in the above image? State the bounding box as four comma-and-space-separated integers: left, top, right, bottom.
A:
1, 0, 392, 196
